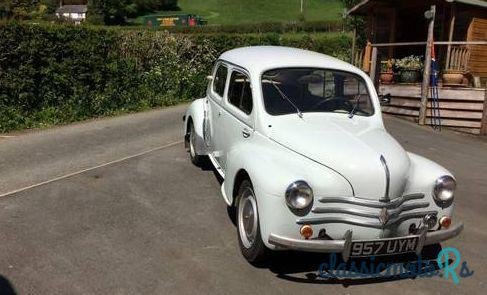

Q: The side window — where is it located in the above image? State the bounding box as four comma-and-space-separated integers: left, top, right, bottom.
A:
213, 64, 228, 97
228, 71, 253, 115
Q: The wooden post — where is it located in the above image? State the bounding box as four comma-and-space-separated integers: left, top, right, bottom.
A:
351, 27, 357, 64
481, 87, 487, 135
446, 4, 456, 70
419, 5, 436, 126
363, 42, 372, 72
388, 8, 397, 59
370, 46, 378, 86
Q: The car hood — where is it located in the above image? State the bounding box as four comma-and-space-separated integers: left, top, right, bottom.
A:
266, 114, 410, 200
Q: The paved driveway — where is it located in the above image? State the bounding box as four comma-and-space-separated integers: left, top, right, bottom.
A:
0, 105, 486, 294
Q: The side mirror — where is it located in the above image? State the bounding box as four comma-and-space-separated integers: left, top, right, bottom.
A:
379, 93, 391, 105
207, 75, 214, 81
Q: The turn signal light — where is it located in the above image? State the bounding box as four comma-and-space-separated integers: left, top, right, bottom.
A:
300, 225, 313, 239
440, 216, 452, 229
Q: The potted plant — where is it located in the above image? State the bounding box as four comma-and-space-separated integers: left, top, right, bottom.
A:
395, 55, 423, 83
442, 69, 464, 85
380, 59, 395, 84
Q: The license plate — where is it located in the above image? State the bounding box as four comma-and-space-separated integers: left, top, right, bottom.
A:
350, 236, 419, 257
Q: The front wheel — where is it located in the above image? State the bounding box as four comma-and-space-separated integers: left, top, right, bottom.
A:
236, 179, 268, 264
187, 122, 204, 166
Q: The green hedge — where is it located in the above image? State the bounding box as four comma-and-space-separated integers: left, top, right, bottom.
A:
158, 20, 345, 34
0, 22, 351, 132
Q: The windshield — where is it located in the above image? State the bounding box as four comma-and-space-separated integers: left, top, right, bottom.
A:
261, 68, 374, 117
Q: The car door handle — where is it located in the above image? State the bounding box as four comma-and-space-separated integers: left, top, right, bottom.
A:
242, 129, 251, 138
218, 110, 222, 117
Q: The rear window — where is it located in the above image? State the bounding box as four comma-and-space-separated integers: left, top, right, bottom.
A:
213, 64, 228, 97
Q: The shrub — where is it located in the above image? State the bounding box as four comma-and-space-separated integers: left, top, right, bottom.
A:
160, 20, 344, 34
0, 22, 351, 132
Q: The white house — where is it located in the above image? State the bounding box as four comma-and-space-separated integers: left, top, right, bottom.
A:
55, 1, 87, 24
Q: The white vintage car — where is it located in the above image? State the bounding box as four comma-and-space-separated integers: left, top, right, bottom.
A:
183, 46, 463, 263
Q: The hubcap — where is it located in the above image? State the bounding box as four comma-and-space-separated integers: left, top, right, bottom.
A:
238, 187, 258, 249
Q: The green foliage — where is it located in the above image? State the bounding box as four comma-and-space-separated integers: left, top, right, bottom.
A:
0, 0, 57, 19
395, 55, 424, 71
340, 0, 361, 9
87, 0, 133, 25
167, 0, 344, 25
340, 0, 366, 47
161, 20, 344, 34
0, 22, 351, 132
88, 0, 178, 25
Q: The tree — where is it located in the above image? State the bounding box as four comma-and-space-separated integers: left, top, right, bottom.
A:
87, 0, 132, 25
341, 0, 361, 9
87, 0, 179, 25
0, 0, 57, 19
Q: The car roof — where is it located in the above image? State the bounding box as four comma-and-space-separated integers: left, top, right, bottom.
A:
219, 46, 361, 75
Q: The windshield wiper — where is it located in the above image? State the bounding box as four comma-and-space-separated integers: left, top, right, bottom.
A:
348, 94, 361, 119
269, 80, 303, 118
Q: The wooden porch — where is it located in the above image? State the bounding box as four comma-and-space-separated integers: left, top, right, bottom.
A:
348, 0, 487, 135
380, 84, 486, 134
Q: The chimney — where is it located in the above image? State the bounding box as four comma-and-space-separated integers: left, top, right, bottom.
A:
59, 0, 63, 7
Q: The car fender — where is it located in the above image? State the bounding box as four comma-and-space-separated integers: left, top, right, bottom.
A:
224, 134, 354, 245
184, 98, 207, 155
405, 152, 455, 217
405, 152, 455, 193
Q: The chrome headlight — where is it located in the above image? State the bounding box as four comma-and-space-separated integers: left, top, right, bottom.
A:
285, 181, 314, 210
433, 175, 456, 204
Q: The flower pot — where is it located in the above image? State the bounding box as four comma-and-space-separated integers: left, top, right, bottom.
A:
442, 72, 464, 85
399, 70, 420, 83
380, 72, 394, 84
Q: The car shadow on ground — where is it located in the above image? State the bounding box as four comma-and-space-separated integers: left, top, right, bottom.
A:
0, 275, 17, 295
260, 245, 445, 286
197, 157, 224, 184
203, 155, 447, 287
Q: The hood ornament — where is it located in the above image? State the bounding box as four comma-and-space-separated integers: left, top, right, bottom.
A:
379, 155, 391, 202
379, 207, 389, 225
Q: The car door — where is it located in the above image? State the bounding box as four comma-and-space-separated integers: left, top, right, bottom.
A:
219, 68, 254, 172
207, 62, 229, 167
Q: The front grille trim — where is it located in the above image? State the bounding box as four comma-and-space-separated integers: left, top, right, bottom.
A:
298, 193, 433, 229
297, 211, 437, 229
318, 193, 425, 209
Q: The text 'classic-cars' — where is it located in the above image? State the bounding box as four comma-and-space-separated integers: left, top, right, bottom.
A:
182, 46, 463, 263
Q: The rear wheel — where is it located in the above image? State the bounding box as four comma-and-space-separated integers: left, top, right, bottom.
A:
236, 179, 268, 264
188, 122, 204, 166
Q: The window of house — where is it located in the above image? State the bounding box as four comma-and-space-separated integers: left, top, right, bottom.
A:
213, 64, 228, 97
228, 71, 253, 115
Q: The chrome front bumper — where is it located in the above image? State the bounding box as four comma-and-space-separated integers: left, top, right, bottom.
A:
268, 223, 463, 261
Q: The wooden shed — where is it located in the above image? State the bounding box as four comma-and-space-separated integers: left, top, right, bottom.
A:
468, 17, 487, 79
348, 0, 487, 135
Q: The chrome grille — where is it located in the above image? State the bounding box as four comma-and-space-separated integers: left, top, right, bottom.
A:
297, 193, 434, 229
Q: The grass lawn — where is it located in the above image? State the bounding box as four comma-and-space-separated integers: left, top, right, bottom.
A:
136, 0, 345, 25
